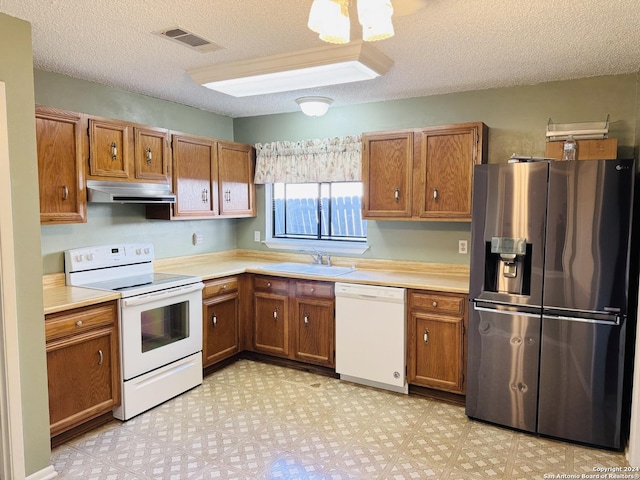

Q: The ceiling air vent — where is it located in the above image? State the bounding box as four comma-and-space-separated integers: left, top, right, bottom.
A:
154, 26, 222, 53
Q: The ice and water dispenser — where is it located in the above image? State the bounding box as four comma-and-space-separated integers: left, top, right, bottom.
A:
484, 237, 532, 296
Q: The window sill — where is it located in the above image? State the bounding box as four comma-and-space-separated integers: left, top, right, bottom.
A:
262, 238, 369, 255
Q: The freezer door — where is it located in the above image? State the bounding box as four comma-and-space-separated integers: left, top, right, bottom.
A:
470, 162, 548, 307
544, 159, 634, 314
466, 301, 541, 432
538, 314, 626, 449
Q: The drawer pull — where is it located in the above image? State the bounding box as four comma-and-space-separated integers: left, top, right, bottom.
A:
273, 307, 279, 320
394, 187, 400, 202
75, 320, 83, 327
267, 282, 272, 288
62, 185, 69, 200
310, 288, 315, 293
212, 314, 217, 326
145, 146, 152, 165
98, 349, 103, 366
222, 284, 227, 290
110, 142, 117, 161
304, 313, 310, 326
433, 188, 438, 201
424, 328, 430, 344
432, 301, 438, 307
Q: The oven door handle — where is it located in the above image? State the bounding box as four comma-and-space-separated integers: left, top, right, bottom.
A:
122, 282, 204, 307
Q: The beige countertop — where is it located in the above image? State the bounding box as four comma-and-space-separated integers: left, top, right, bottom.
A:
43, 250, 469, 313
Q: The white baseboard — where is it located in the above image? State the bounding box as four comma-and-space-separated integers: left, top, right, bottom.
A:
26, 465, 57, 480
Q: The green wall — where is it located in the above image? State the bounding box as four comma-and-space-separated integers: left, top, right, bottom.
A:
35, 70, 239, 274
0, 13, 51, 476
234, 74, 638, 264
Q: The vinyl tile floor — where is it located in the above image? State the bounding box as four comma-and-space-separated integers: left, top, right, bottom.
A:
52, 359, 630, 479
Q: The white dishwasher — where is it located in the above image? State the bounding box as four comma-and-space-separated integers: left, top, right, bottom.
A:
335, 282, 408, 394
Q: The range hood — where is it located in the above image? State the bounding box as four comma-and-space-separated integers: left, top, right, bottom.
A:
87, 180, 176, 204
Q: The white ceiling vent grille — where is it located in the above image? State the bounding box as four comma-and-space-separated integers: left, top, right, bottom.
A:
154, 26, 222, 53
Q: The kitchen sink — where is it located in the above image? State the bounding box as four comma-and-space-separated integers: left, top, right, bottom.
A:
259, 262, 356, 277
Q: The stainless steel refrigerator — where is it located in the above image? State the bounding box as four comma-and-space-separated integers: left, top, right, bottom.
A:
466, 159, 635, 450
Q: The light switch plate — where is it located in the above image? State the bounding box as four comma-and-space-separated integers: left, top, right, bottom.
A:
192, 233, 203, 245
254, 231, 261, 242
458, 240, 468, 254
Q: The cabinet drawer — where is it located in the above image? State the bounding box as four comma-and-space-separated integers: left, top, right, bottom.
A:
295, 281, 333, 299
409, 291, 465, 315
254, 276, 289, 294
46, 301, 117, 341
203, 277, 238, 298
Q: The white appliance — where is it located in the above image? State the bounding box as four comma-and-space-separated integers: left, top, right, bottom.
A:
335, 282, 407, 394
65, 243, 204, 420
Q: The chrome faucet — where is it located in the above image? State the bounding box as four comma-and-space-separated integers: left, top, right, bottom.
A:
301, 247, 324, 265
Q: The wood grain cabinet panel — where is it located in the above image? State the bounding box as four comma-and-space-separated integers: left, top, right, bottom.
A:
362, 122, 487, 221
292, 295, 334, 367
407, 290, 467, 394
362, 131, 413, 218
134, 126, 170, 182
88, 118, 131, 179
203, 288, 239, 367
35, 105, 86, 224
217, 141, 256, 217
45, 300, 120, 438
253, 291, 289, 356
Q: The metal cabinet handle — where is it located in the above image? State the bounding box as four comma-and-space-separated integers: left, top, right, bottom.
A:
62, 185, 69, 200
75, 320, 83, 327
212, 314, 217, 326
110, 142, 117, 161
273, 307, 279, 320
145, 146, 152, 165
222, 284, 227, 290
267, 282, 271, 287
304, 313, 310, 326
202, 189, 209, 203
433, 188, 438, 201
424, 328, 430, 344
432, 301, 438, 307
394, 187, 400, 202
98, 349, 103, 365
224, 190, 231, 202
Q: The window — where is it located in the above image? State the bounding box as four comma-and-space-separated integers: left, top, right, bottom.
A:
268, 182, 367, 247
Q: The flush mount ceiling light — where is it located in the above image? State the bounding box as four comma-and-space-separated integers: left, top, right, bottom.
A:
308, 0, 395, 44
296, 96, 333, 116
188, 41, 393, 97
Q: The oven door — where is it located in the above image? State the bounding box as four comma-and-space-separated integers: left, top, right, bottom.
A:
120, 282, 203, 380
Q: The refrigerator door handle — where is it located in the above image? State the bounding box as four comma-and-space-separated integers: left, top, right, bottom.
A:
542, 313, 620, 326
473, 303, 541, 319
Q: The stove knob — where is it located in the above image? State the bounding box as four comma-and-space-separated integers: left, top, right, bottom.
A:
144, 247, 150, 254
85, 253, 94, 261
74, 254, 82, 262
136, 248, 142, 255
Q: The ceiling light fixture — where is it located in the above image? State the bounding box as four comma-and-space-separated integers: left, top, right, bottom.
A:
296, 96, 333, 116
188, 41, 393, 97
308, 0, 394, 45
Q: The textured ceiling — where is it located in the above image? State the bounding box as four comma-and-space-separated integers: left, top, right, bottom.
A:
1, 0, 640, 118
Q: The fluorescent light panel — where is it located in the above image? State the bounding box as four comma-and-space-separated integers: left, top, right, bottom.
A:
189, 41, 393, 97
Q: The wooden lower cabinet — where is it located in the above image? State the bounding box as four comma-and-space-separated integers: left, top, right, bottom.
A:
292, 281, 335, 367
253, 276, 290, 356
45, 301, 120, 438
251, 276, 335, 367
202, 277, 239, 367
407, 290, 467, 394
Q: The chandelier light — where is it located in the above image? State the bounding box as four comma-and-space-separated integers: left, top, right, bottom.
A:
296, 96, 333, 116
308, 0, 394, 44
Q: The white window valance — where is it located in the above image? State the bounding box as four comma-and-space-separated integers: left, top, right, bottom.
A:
254, 135, 362, 184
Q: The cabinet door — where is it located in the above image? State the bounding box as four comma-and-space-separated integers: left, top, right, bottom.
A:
35, 106, 86, 224
88, 118, 130, 179
293, 297, 334, 366
408, 311, 464, 393
46, 327, 120, 437
362, 131, 413, 218
417, 123, 486, 220
253, 292, 288, 356
218, 141, 255, 217
172, 134, 218, 217
203, 292, 239, 367
134, 127, 169, 182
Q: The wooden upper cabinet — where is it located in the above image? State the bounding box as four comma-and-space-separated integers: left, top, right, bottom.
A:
217, 141, 256, 217
171, 133, 218, 217
416, 122, 487, 220
134, 126, 170, 182
362, 122, 487, 222
35, 106, 86, 224
88, 118, 131, 179
361, 130, 413, 218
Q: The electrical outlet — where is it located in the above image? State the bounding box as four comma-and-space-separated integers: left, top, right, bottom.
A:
458, 240, 468, 254
192, 233, 203, 245
254, 231, 261, 242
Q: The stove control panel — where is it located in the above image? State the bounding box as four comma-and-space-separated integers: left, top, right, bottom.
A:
65, 243, 155, 273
